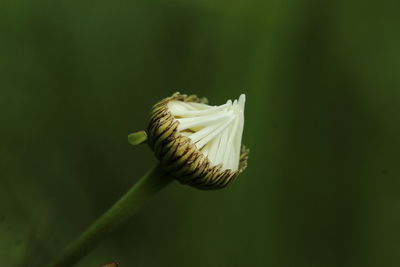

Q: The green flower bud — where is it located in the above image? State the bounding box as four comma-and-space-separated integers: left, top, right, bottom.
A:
147, 92, 249, 190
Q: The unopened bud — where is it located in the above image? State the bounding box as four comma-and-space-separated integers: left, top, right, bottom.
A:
147, 93, 249, 190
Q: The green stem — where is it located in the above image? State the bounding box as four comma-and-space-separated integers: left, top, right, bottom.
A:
45, 164, 173, 267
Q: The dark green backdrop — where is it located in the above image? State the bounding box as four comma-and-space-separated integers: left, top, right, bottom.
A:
1, 0, 400, 266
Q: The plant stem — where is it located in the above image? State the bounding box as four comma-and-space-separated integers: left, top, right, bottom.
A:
45, 164, 173, 267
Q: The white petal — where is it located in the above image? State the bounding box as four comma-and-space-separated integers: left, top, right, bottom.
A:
168, 94, 246, 171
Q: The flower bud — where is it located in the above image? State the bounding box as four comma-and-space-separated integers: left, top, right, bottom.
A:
147, 93, 249, 190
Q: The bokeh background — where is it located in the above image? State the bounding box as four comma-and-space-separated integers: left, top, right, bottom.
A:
1, 0, 400, 266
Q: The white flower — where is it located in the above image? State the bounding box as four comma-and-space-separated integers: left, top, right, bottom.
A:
167, 94, 245, 171
147, 93, 248, 190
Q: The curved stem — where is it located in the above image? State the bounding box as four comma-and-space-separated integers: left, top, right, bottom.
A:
45, 164, 173, 267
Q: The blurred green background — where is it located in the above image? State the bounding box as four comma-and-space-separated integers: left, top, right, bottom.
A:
1, 0, 400, 266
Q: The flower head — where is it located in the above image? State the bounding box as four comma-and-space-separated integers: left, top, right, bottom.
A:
148, 93, 249, 189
